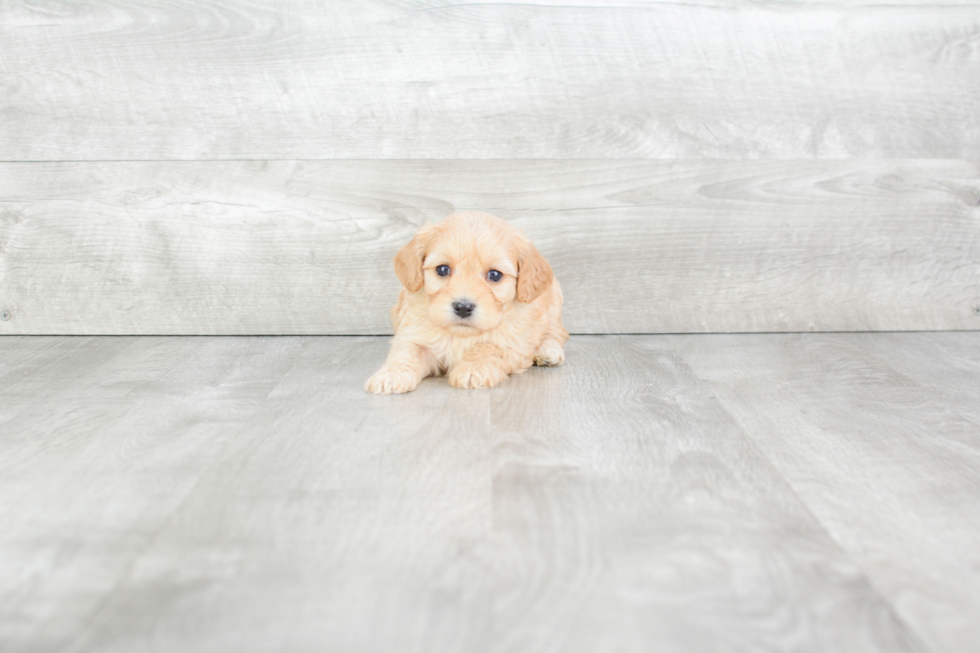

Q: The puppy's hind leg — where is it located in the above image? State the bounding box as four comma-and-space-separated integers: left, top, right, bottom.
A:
533, 337, 566, 367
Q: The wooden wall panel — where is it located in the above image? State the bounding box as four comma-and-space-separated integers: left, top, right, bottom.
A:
3, 2, 977, 333
1, 1, 978, 160
2, 160, 977, 334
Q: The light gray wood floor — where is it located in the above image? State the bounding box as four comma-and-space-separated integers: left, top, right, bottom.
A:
1, 333, 978, 653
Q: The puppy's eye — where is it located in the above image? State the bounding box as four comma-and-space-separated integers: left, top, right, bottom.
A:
436, 265, 451, 277
487, 269, 503, 282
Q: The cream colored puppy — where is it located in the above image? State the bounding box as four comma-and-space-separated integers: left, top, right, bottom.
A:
366, 211, 568, 394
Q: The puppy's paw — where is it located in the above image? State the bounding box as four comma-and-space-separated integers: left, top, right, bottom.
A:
448, 361, 508, 389
534, 341, 565, 367
365, 365, 421, 395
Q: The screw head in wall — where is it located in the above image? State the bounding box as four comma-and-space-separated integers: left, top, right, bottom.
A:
0, 310, 9, 321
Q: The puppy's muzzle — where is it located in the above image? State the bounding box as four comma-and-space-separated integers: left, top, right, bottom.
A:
452, 300, 476, 319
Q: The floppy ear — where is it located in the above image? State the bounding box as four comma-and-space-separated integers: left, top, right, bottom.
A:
517, 240, 554, 303
393, 226, 433, 292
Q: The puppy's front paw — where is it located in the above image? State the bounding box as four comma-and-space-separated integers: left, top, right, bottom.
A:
365, 365, 421, 395
534, 341, 565, 367
448, 361, 508, 389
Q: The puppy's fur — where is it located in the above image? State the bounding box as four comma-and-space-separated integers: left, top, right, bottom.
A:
366, 211, 568, 394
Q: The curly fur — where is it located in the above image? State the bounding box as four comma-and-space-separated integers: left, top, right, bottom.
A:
366, 211, 568, 394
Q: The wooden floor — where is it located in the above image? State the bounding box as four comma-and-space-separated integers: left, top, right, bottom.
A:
1, 333, 978, 653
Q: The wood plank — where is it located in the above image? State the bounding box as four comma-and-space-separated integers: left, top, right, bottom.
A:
2, 159, 978, 335
0, 336, 306, 653
677, 332, 980, 653
53, 337, 497, 653
0, 336, 924, 652
2, 1, 979, 160
844, 332, 980, 426
0, 336, 138, 425
486, 336, 921, 653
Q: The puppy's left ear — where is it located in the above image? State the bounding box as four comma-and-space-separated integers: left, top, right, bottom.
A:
517, 240, 554, 303
393, 225, 434, 292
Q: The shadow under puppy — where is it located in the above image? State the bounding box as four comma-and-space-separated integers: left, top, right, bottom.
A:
366, 211, 568, 394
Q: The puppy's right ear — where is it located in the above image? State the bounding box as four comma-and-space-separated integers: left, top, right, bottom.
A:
393, 225, 433, 292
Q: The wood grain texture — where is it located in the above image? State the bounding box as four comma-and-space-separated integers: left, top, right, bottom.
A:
0, 334, 942, 652
60, 337, 497, 653
0, 335, 307, 653
0, 336, 134, 424
2, 1, 979, 160
485, 337, 920, 653
2, 159, 978, 335
678, 332, 980, 653
846, 332, 980, 425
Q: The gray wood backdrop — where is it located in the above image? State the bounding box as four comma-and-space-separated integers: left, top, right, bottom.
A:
1, 0, 978, 334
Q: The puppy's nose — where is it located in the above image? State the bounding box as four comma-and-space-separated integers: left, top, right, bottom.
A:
452, 301, 476, 318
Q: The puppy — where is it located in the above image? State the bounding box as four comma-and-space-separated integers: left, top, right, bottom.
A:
366, 211, 568, 394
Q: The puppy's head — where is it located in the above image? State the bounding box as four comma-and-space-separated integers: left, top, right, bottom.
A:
393, 211, 554, 335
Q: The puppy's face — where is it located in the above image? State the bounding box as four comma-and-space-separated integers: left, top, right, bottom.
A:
421, 226, 518, 335
393, 212, 554, 335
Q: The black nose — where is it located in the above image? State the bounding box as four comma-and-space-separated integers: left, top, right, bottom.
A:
452, 301, 475, 318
